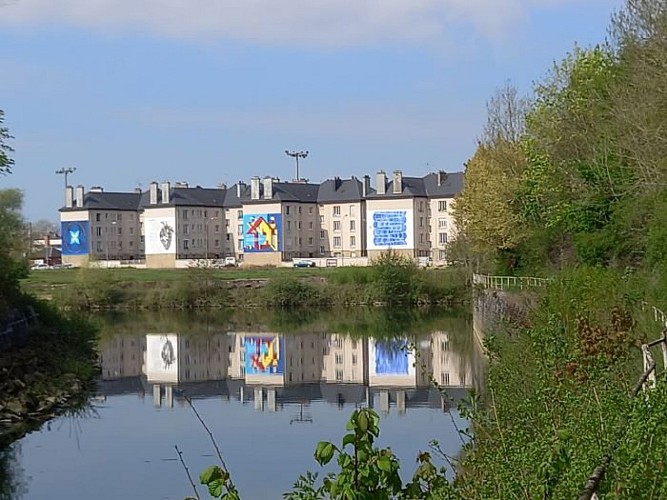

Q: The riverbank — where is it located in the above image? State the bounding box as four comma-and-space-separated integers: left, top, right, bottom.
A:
0, 299, 98, 448
21, 260, 469, 311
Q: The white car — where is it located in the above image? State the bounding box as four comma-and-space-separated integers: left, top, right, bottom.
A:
30, 263, 52, 270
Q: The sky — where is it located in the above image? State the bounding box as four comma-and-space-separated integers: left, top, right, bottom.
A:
0, 0, 624, 222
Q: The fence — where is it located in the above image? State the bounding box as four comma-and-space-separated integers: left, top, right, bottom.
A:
578, 310, 667, 500
472, 273, 551, 290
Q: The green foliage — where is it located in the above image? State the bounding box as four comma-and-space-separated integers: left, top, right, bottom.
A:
264, 277, 327, 308
369, 251, 418, 306
0, 110, 13, 175
199, 465, 239, 500
0, 189, 28, 312
284, 408, 455, 500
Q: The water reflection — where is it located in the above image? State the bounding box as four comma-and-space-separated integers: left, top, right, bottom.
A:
97, 309, 485, 416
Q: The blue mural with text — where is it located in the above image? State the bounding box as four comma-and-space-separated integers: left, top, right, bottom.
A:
374, 339, 409, 375
61, 221, 90, 255
372, 210, 408, 247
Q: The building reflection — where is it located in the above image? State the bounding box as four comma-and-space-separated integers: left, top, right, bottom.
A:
97, 329, 478, 415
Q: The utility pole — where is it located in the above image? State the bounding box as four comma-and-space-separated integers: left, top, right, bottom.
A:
55, 167, 76, 188
285, 150, 308, 182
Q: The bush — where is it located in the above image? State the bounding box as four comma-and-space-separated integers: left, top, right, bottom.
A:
264, 277, 327, 308
370, 251, 418, 306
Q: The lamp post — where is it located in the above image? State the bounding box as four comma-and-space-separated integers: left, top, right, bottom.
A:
55, 167, 76, 189
285, 150, 308, 181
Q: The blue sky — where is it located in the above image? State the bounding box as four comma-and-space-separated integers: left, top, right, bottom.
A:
0, 0, 623, 221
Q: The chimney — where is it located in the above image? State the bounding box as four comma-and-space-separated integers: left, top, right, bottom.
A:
76, 185, 85, 207
393, 170, 403, 194
334, 177, 342, 190
134, 187, 142, 194
149, 182, 158, 205
437, 170, 446, 186
376, 171, 386, 196
65, 185, 74, 208
175, 181, 189, 188
217, 183, 227, 190
90, 186, 103, 193
161, 181, 170, 204
362, 175, 371, 197
263, 176, 273, 200
236, 181, 245, 198
251, 176, 261, 200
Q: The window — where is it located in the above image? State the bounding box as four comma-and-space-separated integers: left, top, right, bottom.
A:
438, 218, 447, 229
96, 213, 101, 222
117, 213, 122, 221
439, 249, 447, 260
336, 369, 344, 381
350, 220, 355, 231
237, 224, 243, 236
319, 215, 324, 225
308, 237, 313, 245
333, 205, 341, 216
129, 227, 134, 234
441, 340, 450, 352
439, 233, 448, 244
438, 200, 447, 212
96, 241, 103, 252
184, 225, 189, 235
419, 217, 424, 227
214, 239, 220, 247
419, 201, 424, 212
333, 221, 341, 232
183, 239, 190, 250
238, 239, 243, 250
226, 219, 230, 228
287, 221, 291, 232
96, 227, 102, 236
349, 205, 356, 216
298, 221, 302, 229
352, 354, 358, 365
183, 210, 188, 219
214, 225, 220, 233
104, 213, 108, 219
285, 206, 290, 215
117, 227, 122, 235
129, 241, 134, 248
238, 210, 243, 219
419, 234, 424, 244
226, 234, 231, 241
320, 230, 325, 239
441, 372, 450, 386
204, 210, 208, 218
309, 221, 313, 229
350, 235, 356, 247
335, 354, 343, 365
320, 246, 325, 254
298, 206, 302, 214
333, 236, 342, 248
309, 206, 314, 214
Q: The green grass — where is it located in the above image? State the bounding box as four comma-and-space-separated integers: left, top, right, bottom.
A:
21, 266, 331, 286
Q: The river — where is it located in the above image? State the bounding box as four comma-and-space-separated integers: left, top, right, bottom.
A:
1, 308, 485, 499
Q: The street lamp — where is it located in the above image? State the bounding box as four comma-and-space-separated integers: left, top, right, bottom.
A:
285, 150, 308, 181
55, 167, 76, 189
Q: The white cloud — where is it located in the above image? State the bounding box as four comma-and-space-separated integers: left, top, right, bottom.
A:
0, 0, 586, 47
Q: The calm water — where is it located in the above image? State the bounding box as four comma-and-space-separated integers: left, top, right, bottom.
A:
2, 309, 485, 500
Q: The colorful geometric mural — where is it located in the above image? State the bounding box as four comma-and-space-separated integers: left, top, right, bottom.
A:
242, 213, 282, 253
368, 210, 413, 249
61, 221, 90, 255
244, 336, 284, 375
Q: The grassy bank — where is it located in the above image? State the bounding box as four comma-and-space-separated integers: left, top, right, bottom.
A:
0, 297, 99, 448
22, 256, 469, 311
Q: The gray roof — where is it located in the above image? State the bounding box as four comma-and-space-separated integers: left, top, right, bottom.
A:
423, 171, 463, 198
142, 186, 227, 208
223, 183, 251, 208
245, 181, 320, 204
366, 176, 427, 199
318, 178, 370, 203
60, 191, 143, 212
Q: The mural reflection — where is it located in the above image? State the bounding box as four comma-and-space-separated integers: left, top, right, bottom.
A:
98, 325, 481, 416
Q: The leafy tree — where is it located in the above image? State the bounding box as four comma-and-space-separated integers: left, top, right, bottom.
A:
0, 189, 28, 312
0, 110, 14, 176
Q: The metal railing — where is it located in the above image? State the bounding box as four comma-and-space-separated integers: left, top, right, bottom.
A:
472, 273, 552, 290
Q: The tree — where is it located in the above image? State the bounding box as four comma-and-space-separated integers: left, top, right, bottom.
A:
0, 110, 14, 176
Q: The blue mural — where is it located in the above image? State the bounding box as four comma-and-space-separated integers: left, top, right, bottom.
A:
61, 221, 90, 256
374, 339, 409, 375
372, 211, 408, 247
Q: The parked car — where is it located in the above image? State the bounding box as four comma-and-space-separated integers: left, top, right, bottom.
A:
30, 263, 51, 270
293, 260, 316, 268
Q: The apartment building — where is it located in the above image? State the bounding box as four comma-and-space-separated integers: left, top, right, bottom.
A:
317, 177, 370, 258
60, 185, 143, 267
60, 169, 463, 268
